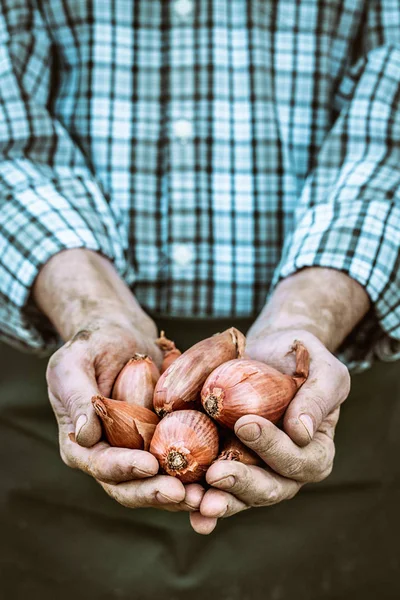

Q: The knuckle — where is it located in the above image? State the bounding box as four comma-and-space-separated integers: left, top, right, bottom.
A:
304, 441, 335, 483
252, 485, 280, 507
258, 434, 281, 457
235, 478, 251, 496
283, 457, 307, 480
308, 394, 327, 421
318, 462, 334, 482
88, 454, 121, 484
64, 389, 87, 413
307, 461, 333, 483
46, 349, 64, 379
88, 457, 103, 481
232, 465, 251, 494
265, 487, 280, 505
106, 486, 133, 508
286, 482, 302, 500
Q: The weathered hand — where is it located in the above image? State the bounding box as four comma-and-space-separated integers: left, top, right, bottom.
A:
47, 319, 204, 513
190, 329, 350, 534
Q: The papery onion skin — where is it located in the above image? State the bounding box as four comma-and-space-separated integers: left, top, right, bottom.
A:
161, 348, 182, 374
153, 327, 246, 417
92, 395, 159, 450
112, 354, 160, 410
149, 410, 219, 483
201, 341, 309, 429
155, 331, 183, 373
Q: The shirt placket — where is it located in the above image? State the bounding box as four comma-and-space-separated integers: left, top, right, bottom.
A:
165, 0, 197, 313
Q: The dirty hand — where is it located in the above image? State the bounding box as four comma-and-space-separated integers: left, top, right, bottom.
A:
35, 250, 205, 513
194, 329, 349, 532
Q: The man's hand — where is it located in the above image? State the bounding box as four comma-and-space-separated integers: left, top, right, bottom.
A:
34, 249, 205, 513
191, 330, 348, 532
190, 267, 370, 534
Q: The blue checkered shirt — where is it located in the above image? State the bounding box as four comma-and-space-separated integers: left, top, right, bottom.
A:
0, 0, 399, 370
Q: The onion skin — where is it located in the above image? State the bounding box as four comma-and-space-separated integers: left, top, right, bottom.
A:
150, 410, 219, 483
112, 354, 160, 410
92, 395, 159, 450
160, 348, 182, 374
218, 432, 263, 466
156, 331, 182, 373
201, 341, 309, 429
153, 327, 246, 417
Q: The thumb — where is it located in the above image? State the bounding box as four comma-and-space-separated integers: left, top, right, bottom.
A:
48, 358, 102, 447
283, 368, 349, 447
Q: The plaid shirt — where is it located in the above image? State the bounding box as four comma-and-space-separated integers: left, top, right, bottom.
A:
0, 0, 399, 370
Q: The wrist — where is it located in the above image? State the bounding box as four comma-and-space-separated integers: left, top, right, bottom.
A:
249, 268, 370, 352
33, 248, 157, 342
66, 304, 157, 342
248, 321, 330, 348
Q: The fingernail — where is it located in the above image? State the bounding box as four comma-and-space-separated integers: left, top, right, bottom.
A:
76, 414, 87, 437
237, 423, 261, 442
211, 475, 236, 490
299, 414, 314, 440
156, 492, 179, 504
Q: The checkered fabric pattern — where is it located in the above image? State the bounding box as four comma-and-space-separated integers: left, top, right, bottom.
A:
0, 0, 399, 370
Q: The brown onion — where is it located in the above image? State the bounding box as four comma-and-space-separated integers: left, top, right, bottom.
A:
153, 327, 246, 416
155, 331, 182, 374
92, 395, 159, 450
217, 431, 262, 466
150, 410, 219, 483
201, 340, 309, 429
112, 354, 160, 410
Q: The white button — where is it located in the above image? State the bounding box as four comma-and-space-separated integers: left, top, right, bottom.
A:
172, 244, 194, 266
174, 0, 193, 18
173, 119, 193, 141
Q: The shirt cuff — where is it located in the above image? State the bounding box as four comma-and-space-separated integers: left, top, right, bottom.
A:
0, 180, 135, 353
273, 200, 400, 371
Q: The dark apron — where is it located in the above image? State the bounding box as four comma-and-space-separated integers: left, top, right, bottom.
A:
1, 317, 399, 600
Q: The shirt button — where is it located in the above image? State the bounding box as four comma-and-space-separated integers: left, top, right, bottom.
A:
174, 0, 193, 19
173, 119, 193, 141
171, 244, 194, 266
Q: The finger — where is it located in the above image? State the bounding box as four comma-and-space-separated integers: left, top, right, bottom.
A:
47, 347, 101, 447
207, 459, 301, 506
100, 474, 186, 509
189, 512, 218, 535
147, 483, 207, 513
61, 432, 159, 484
234, 415, 336, 482
181, 483, 206, 511
199, 488, 248, 519
283, 360, 350, 446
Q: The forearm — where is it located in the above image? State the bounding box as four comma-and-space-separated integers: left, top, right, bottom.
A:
248, 268, 370, 352
33, 249, 156, 341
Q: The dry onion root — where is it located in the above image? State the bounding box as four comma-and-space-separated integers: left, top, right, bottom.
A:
217, 431, 263, 466
153, 327, 246, 417
201, 340, 310, 429
155, 331, 182, 374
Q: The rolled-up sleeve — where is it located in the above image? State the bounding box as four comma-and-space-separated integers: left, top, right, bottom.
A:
0, 5, 133, 352
273, 45, 400, 370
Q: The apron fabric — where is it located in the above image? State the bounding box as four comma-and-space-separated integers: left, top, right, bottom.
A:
0, 317, 399, 600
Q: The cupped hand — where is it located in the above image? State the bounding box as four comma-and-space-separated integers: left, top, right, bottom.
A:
190, 329, 350, 534
47, 319, 204, 512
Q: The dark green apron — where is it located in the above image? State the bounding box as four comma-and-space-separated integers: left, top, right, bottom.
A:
1, 317, 399, 600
